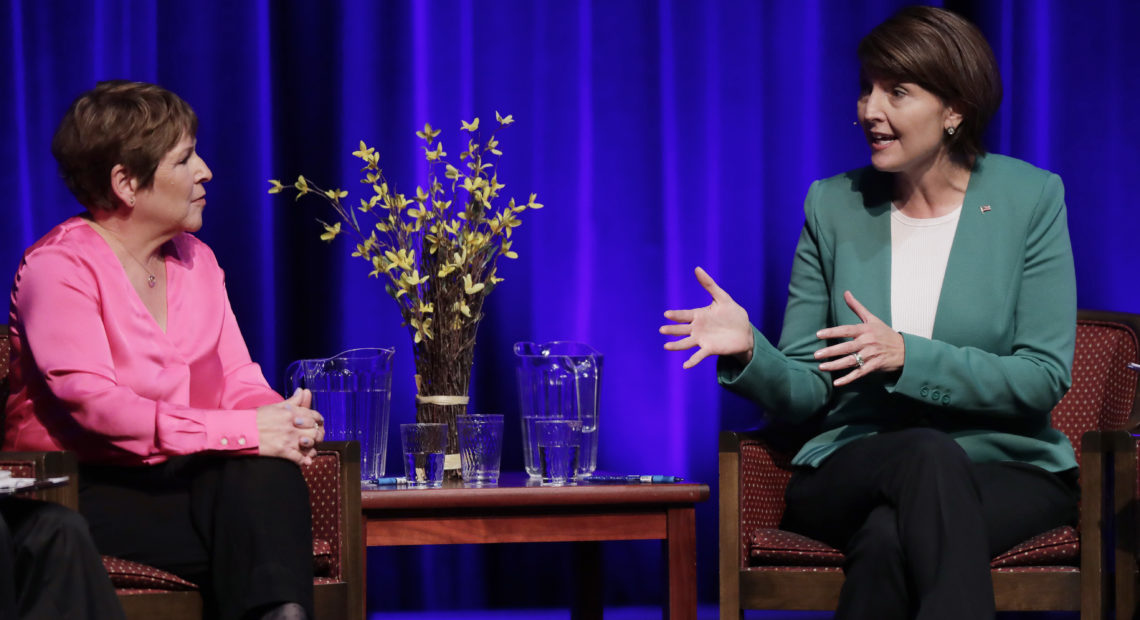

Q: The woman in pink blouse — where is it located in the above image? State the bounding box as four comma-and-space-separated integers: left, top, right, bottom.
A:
4, 81, 324, 620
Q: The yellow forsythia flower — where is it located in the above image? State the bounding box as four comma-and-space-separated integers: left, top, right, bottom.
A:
351, 140, 376, 160
416, 123, 441, 143
369, 256, 385, 278
293, 176, 310, 200
424, 142, 445, 162
462, 176, 484, 194
463, 274, 485, 295
500, 240, 518, 259
410, 317, 434, 342
489, 174, 505, 193
320, 222, 341, 242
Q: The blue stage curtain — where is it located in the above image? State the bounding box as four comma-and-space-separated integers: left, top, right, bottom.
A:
3, 0, 1138, 612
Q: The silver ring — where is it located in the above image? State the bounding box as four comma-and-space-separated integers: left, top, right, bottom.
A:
853, 352, 865, 368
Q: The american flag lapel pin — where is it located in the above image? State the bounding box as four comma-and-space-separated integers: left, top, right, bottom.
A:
980, 205, 992, 213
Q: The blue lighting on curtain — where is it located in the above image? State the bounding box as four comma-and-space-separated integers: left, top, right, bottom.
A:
9, 0, 33, 250
339, 0, 370, 354
1029, 6, 1052, 169
799, 0, 824, 181
997, 0, 1014, 153
91, 0, 104, 76
412, 1, 429, 155
4, 0, 1140, 614
255, 0, 276, 371
574, 0, 595, 342
657, 0, 686, 469
458, 0, 473, 118
701, 4, 722, 284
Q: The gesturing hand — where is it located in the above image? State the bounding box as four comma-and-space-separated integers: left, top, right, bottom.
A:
814, 290, 905, 387
257, 388, 325, 466
660, 267, 754, 369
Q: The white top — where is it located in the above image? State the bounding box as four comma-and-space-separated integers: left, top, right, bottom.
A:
890, 204, 962, 339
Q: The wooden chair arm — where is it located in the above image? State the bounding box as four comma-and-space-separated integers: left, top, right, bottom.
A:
718, 429, 768, 455
719, 430, 745, 611
307, 441, 362, 620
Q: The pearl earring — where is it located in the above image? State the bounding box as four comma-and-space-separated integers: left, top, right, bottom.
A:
945, 126, 956, 136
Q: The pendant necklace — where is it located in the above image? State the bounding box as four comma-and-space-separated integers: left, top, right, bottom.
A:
96, 223, 159, 288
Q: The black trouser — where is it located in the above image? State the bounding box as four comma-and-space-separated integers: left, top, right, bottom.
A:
78, 455, 314, 620
0, 497, 124, 620
780, 428, 1079, 620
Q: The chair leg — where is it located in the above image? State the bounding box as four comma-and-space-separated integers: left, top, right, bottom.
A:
1077, 436, 1108, 620
719, 447, 743, 620
1115, 439, 1138, 620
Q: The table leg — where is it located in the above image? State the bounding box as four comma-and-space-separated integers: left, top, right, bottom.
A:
572, 540, 604, 620
665, 506, 698, 620
361, 518, 368, 618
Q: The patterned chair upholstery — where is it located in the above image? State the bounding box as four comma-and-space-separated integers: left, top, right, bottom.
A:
0, 330, 364, 620
719, 309, 1140, 619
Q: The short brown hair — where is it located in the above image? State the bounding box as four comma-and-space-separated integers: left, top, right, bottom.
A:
51, 80, 198, 212
858, 6, 1001, 164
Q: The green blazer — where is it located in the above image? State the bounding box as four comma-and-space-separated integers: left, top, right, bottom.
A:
718, 154, 1078, 473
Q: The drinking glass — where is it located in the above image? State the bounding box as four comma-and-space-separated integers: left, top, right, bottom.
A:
457, 414, 504, 487
534, 419, 582, 486
400, 423, 447, 488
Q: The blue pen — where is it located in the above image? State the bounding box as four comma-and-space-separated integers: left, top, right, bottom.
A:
586, 475, 684, 483
373, 476, 408, 486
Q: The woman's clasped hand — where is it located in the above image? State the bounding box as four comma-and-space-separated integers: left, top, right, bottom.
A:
661, 269, 904, 386
257, 388, 325, 466
813, 290, 905, 387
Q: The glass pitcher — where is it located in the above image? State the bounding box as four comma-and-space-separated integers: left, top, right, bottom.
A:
287, 347, 394, 482
514, 341, 603, 477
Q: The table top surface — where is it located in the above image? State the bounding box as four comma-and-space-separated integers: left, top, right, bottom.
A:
360, 472, 709, 510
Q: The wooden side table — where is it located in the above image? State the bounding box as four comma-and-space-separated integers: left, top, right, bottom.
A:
362, 473, 709, 619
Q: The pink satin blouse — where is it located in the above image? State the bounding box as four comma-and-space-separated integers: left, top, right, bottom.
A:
3, 217, 279, 465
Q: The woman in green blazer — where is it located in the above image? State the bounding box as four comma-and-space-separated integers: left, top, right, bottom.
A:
662, 7, 1077, 620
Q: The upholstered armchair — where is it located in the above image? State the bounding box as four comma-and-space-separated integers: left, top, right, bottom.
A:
0, 331, 364, 620
719, 309, 1140, 620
